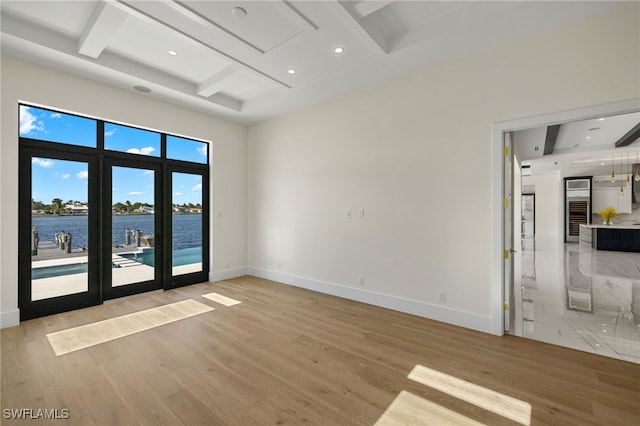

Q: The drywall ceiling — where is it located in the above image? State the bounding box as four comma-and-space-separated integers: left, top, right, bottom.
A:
0, 0, 624, 124
514, 112, 640, 177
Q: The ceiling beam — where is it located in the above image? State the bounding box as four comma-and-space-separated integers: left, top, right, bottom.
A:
614, 122, 640, 147
197, 65, 241, 98
78, 1, 128, 58
324, 1, 387, 55
352, 0, 394, 18
543, 124, 561, 155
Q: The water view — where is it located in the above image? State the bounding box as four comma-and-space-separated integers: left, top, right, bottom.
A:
23, 107, 207, 304
32, 214, 202, 250
31, 213, 203, 293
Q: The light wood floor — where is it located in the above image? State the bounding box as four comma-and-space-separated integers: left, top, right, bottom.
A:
2, 276, 638, 425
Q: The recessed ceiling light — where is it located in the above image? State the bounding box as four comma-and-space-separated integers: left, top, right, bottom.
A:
134, 85, 151, 93
598, 117, 605, 121
586, 136, 591, 139
232, 6, 247, 17
334, 47, 344, 54
601, 162, 605, 166
168, 50, 177, 56
287, 69, 296, 75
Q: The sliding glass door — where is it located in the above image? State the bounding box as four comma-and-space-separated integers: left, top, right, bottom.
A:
103, 161, 163, 299
167, 167, 209, 288
19, 150, 100, 319
18, 104, 210, 320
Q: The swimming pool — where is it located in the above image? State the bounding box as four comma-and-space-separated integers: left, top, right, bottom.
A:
118, 247, 202, 267
32, 247, 201, 279
32, 263, 88, 280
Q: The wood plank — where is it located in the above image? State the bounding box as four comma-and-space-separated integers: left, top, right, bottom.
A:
1, 276, 638, 426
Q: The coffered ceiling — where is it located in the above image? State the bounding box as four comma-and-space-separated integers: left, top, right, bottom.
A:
0, 1, 622, 124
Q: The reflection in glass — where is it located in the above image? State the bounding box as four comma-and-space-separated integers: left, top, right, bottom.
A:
105, 123, 160, 157
111, 166, 155, 286
172, 172, 203, 275
31, 158, 89, 300
20, 105, 96, 148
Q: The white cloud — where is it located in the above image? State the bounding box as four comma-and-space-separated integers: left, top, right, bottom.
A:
60, 173, 70, 179
104, 128, 117, 137
142, 170, 154, 176
126, 147, 155, 155
77, 171, 89, 179
192, 183, 202, 192
128, 191, 144, 196
50, 113, 62, 119
20, 106, 44, 135
174, 192, 183, 196
197, 144, 208, 156
32, 158, 54, 168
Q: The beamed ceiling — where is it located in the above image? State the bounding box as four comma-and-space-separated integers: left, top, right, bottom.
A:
0, 1, 626, 124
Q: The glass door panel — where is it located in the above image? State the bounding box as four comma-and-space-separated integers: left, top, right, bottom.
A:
171, 172, 203, 276
110, 165, 157, 288
31, 158, 90, 301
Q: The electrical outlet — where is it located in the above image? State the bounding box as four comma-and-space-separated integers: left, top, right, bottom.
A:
358, 276, 365, 286
347, 210, 352, 219
439, 292, 446, 303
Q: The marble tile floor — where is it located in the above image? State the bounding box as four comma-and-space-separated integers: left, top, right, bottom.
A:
513, 237, 640, 363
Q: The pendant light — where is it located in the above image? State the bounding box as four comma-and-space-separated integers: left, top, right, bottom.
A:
611, 154, 615, 182
635, 152, 640, 182
619, 153, 624, 197
627, 152, 631, 188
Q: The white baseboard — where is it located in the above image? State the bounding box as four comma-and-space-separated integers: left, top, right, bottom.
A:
247, 267, 494, 334
209, 267, 247, 283
1, 309, 20, 329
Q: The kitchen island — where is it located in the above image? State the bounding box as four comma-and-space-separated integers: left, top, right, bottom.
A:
579, 224, 640, 253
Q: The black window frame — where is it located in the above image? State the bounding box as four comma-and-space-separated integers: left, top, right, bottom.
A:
18, 103, 211, 320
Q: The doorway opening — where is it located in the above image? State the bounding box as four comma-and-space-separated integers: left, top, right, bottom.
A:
495, 99, 640, 362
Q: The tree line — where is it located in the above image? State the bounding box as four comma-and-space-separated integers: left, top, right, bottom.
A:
32, 198, 202, 214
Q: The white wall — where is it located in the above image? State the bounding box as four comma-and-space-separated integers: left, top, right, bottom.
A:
521, 173, 563, 240
247, 3, 639, 333
0, 56, 248, 327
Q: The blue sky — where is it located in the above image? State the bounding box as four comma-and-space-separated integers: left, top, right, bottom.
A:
22, 106, 206, 205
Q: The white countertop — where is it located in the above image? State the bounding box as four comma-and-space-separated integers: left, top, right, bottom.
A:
580, 224, 640, 230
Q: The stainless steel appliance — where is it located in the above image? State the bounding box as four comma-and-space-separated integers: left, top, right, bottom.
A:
565, 177, 591, 243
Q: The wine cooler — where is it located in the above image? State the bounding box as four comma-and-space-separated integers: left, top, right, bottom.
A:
565, 177, 591, 243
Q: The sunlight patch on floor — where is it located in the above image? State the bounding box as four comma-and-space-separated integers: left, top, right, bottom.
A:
374, 390, 483, 426
408, 365, 531, 425
46, 299, 213, 356
201, 292, 242, 306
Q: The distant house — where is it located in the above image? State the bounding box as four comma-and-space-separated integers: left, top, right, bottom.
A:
136, 206, 154, 214
66, 203, 88, 216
